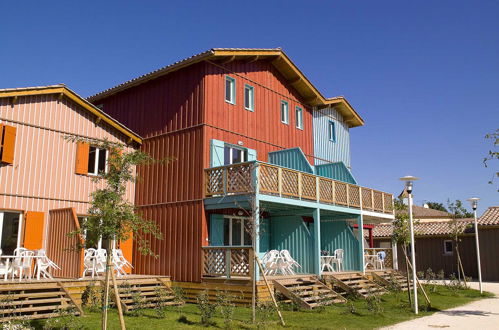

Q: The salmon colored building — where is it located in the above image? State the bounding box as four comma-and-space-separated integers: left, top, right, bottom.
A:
89, 48, 395, 285
0, 85, 141, 278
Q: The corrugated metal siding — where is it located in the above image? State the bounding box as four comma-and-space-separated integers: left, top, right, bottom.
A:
270, 216, 314, 274
268, 148, 314, 173
46, 208, 83, 278
321, 221, 360, 271
96, 68, 207, 282
315, 162, 356, 184
313, 107, 351, 167
203, 61, 314, 165
0, 95, 136, 250
133, 201, 204, 282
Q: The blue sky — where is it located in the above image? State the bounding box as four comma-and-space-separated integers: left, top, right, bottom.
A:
1, 1, 497, 214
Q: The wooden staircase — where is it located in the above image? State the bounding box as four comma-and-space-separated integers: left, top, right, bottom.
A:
325, 272, 386, 298
115, 277, 182, 312
273, 276, 345, 309
370, 270, 411, 291
0, 281, 83, 322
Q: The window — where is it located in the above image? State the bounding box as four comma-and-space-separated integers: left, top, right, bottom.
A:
444, 240, 454, 255
280, 100, 289, 124
78, 216, 112, 250
0, 211, 22, 255
224, 145, 247, 165
295, 106, 303, 129
225, 76, 236, 104
328, 121, 336, 142
87, 146, 108, 175
223, 217, 251, 246
244, 84, 254, 111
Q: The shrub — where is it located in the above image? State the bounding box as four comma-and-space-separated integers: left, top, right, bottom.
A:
42, 308, 83, 330
216, 291, 236, 329
81, 283, 103, 312
196, 290, 216, 326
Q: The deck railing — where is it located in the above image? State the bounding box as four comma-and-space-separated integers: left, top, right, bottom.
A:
364, 248, 393, 269
205, 161, 393, 214
202, 246, 254, 278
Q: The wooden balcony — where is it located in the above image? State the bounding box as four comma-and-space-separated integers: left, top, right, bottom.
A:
205, 161, 394, 214
202, 246, 254, 279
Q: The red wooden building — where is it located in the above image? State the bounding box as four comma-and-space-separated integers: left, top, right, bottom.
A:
89, 48, 393, 283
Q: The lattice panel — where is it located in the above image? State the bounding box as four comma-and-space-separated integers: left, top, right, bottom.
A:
259, 164, 279, 194
319, 178, 333, 203
383, 193, 393, 213
227, 164, 253, 193
348, 185, 360, 208
230, 248, 250, 276
365, 248, 393, 269
281, 169, 299, 197
301, 174, 317, 200
203, 248, 226, 276
362, 189, 373, 210
335, 182, 348, 205
205, 169, 224, 196
373, 191, 383, 212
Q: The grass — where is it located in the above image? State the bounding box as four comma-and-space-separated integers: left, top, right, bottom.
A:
29, 285, 493, 330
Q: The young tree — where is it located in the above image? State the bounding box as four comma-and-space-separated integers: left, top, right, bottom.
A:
68, 137, 165, 330
447, 200, 472, 284
484, 129, 498, 191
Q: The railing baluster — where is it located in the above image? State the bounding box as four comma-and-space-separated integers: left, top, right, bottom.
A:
278, 167, 282, 197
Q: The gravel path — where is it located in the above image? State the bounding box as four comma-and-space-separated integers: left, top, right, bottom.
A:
382, 282, 499, 330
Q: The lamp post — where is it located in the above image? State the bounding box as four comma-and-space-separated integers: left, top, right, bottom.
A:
400, 175, 419, 314
467, 197, 482, 294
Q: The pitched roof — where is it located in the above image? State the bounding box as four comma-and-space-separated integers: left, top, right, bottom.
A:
0, 85, 142, 144
395, 205, 452, 218
372, 219, 475, 238
87, 48, 364, 128
478, 206, 499, 225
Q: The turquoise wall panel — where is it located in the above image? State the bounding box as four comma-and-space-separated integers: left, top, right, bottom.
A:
320, 220, 360, 270
259, 218, 271, 255
268, 148, 314, 173
209, 214, 225, 246
270, 216, 314, 274
313, 107, 351, 167
315, 162, 357, 184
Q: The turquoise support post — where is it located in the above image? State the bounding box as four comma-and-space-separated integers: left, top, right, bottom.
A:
357, 214, 365, 273
313, 208, 321, 276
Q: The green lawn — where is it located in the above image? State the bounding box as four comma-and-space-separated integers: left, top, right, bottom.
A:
31, 285, 493, 330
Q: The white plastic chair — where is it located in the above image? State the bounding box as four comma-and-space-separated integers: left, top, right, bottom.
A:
321, 255, 335, 272
331, 249, 344, 272
262, 250, 281, 275
280, 250, 301, 275
12, 250, 35, 281
374, 251, 386, 270
35, 249, 61, 279
112, 249, 133, 276
82, 248, 106, 278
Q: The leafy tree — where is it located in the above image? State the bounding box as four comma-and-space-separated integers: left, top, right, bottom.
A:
483, 129, 498, 191
66, 136, 166, 330
446, 199, 473, 219
425, 202, 447, 213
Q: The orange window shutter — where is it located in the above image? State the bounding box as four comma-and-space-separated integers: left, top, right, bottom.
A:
75, 142, 89, 174
120, 233, 133, 273
24, 211, 45, 250
1, 125, 16, 164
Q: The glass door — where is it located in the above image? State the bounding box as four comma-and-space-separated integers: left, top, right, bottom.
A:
0, 211, 22, 255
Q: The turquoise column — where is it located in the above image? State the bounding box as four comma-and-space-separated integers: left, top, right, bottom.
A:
357, 214, 365, 273
253, 163, 260, 281
313, 208, 321, 275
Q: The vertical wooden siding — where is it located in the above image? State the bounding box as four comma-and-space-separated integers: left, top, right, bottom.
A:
0, 95, 136, 250
46, 208, 83, 278
203, 60, 314, 165
313, 107, 351, 167
96, 66, 207, 282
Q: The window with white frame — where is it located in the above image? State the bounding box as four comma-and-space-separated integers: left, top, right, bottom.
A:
223, 217, 251, 246
225, 75, 236, 104
224, 145, 247, 165
77, 216, 112, 250
328, 121, 336, 142
0, 211, 22, 255
280, 100, 289, 124
295, 106, 303, 129
244, 84, 254, 111
87, 146, 108, 175
443, 240, 454, 255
